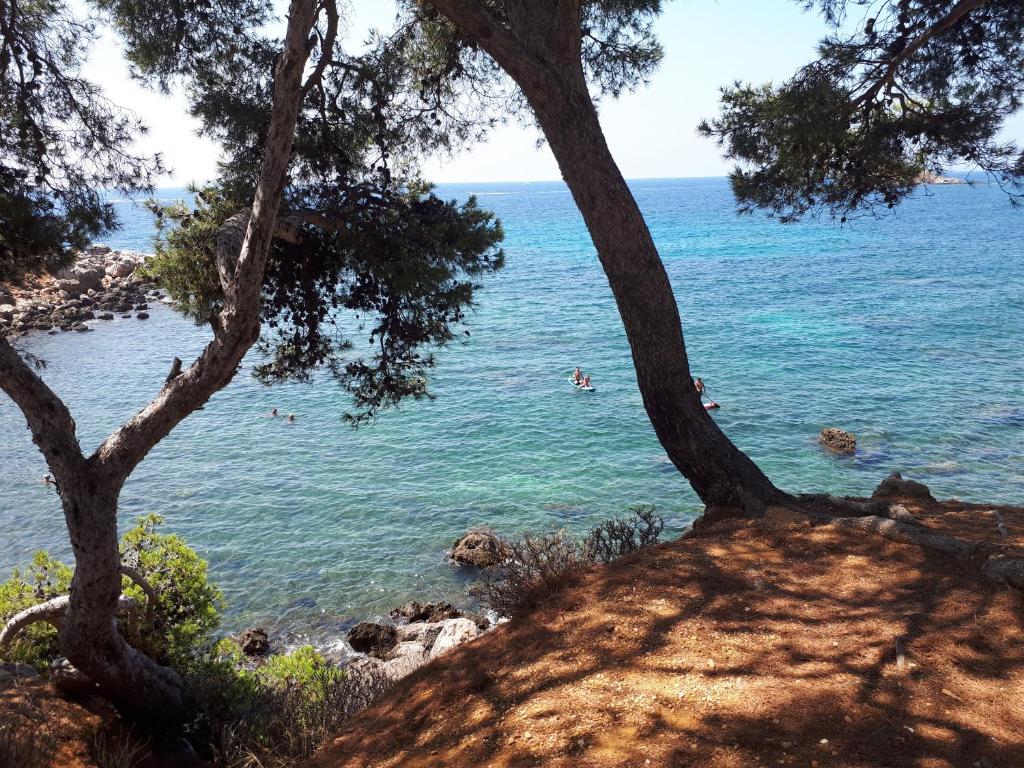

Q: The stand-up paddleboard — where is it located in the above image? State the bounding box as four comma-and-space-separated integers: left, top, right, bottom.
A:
567, 377, 595, 392
704, 401, 720, 410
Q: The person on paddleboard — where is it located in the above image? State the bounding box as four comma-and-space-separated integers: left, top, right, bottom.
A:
572, 367, 583, 385
694, 377, 706, 400
582, 375, 591, 388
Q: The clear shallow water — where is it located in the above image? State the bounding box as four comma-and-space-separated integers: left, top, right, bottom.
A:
2, 178, 1022, 643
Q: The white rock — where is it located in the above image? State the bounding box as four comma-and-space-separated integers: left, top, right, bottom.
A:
383, 640, 430, 680
429, 618, 482, 659
105, 260, 136, 278
396, 621, 444, 644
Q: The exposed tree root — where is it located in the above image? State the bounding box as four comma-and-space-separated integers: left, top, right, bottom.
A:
0, 595, 140, 650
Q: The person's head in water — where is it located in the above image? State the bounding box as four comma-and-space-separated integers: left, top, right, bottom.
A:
287, 414, 295, 423
271, 408, 278, 417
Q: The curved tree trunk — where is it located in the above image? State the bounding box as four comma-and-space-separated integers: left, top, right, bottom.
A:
424, 0, 788, 513
58, 477, 185, 721
0, 0, 320, 720
526, 72, 786, 511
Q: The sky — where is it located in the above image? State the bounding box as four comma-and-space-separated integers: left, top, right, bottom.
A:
89, 0, 1024, 186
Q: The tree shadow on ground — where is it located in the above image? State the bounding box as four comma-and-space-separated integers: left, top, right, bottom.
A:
306, 501, 1024, 768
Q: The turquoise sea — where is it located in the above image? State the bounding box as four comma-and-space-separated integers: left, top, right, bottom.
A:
1, 178, 1022, 645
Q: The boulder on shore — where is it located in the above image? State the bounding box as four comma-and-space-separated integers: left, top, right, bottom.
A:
872, 472, 936, 503
450, 529, 503, 568
390, 600, 463, 624
347, 622, 398, 659
429, 618, 482, 659
820, 427, 856, 454
239, 627, 270, 656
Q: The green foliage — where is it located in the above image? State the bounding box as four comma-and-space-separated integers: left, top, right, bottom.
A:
400, 0, 665, 107
257, 645, 344, 689
184, 644, 388, 767
0, 552, 72, 668
144, 181, 504, 424
0, 516, 221, 671
701, 0, 1024, 220
120, 514, 223, 669
0, 0, 161, 276
136, 188, 234, 323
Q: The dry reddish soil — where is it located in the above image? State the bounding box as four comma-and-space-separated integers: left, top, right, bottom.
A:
309, 498, 1024, 768
0, 678, 114, 767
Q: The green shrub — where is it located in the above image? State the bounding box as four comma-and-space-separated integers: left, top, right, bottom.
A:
0, 515, 222, 672
184, 644, 389, 767
120, 514, 224, 669
0, 552, 72, 669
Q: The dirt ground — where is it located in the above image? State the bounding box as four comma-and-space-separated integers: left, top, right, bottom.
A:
0, 677, 114, 768
308, 498, 1024, 768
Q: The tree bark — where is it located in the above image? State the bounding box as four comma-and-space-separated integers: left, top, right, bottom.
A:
424, 0, 788, 512
0, 0, 319, 721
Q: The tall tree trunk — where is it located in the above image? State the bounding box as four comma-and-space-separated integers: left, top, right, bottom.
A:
424, 0, 789, 513
528, 71, 786, 512
58, 475, 185, 721
0, 0, 320, 720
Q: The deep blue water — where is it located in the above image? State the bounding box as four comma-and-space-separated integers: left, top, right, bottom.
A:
1, 178, 1022, 644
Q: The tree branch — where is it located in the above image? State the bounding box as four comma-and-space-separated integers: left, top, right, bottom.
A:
853, 0, 990, 108
421, 0, 547, 87
120, 565, 158, 624
89, 0, 320, 487
302, 0, 338, 97
0, 337, 86, 483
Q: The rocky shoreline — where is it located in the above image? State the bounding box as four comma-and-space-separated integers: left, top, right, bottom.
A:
0, 245, 165, 338
236, 532, 508, 684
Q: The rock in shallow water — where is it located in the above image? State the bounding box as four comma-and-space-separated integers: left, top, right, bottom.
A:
820, 427, 856, 454
872, 472, 935, 503
390, 600, 463, 624
450, 529, 503, 567
239, 626, 270, 656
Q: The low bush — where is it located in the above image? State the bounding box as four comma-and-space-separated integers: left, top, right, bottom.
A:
120, 513, 224, 670
185, 643, 390, 767
0, 515, 222, 672
583, 504, 665, 564
0, 552, 72, 668
481, 505, 665, 618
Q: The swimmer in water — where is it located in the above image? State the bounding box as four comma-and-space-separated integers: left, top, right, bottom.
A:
42, 474, 54, 486
271, 407, 278, 417
287, 414, 295, 423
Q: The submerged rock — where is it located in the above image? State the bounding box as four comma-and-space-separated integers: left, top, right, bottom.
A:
450, 529, 503, 567
347, 622, 398, 659
239, 626, 270, 656
872, 472, 936, 503
820, 427, 856, 454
